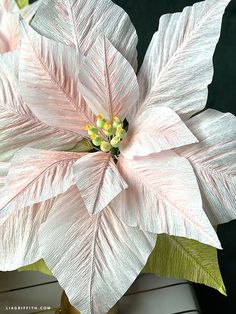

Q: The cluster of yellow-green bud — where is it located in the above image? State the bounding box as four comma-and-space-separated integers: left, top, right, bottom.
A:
84, 114, 126, 153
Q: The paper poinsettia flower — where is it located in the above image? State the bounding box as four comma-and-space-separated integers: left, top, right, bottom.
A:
0, 0, 235, 313
0, 0, 40, 53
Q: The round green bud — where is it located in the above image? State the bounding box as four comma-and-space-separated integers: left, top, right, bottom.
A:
104, 127, 116, 136
88, 127, 98, 136
96, 118, 106, 128
100, 141, 112, 152
116, 129, 126, 139
110, 136, 121, 148
92, 136, 102, 146
112, 120, 120, 129
116, 123, 124, 133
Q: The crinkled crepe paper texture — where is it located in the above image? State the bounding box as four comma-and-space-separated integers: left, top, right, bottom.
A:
17, 234, 226, 294
0, 148, 87, 219
0, 199, 56, 270
131, 0, 231, 122
176, 109, 236, 226
19, 234, 226, 298
143, 234, 226, 296
113, 151, 221, 249
0, 0, 234, 313
0, 48, 90, 270
0, 27, 154, 314
31, 0, 138, 71
77, 34, 139, 121
37, 186, 157, 314
0, 51, 83, 163
19, 19, 96, 135
73, 152, 128, 215
19, 235, 226, 297
120, 106, 198, 159
23, 0, 232, 245
0, 8, 18, 52
0, 0, 40, 53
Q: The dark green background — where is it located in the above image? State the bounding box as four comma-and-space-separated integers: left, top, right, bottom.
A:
30, 0, 236, 313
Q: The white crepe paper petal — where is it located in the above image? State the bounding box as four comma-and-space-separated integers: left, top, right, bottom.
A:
121, 107, 197, 159
130, 0, 231, 121
39, 186, 156, 314
0, 51, 82, 162
0, 0, 41, 53
0, 0, 18, 12
114, 151, 221, 249
19, 19, 96, 134
0, 162, 9, 190
31, 0, 138, 70
78, 35, 139, 121
0, 198, 55, 271
0, 0, 233, 312
176, 109, 236, 225
0, 10, 18, 52
73, 152, 128, 215
0, 49, 19, 84
0, 148, 86, 218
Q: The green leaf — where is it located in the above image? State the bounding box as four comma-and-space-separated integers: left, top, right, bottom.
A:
143, 234, 226, 295
67, 138, 93, 153
16, 0, 29, 9
18, 259, 53, 276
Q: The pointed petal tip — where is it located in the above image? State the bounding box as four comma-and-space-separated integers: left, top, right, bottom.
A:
74, 152, 128, 215
221, 285, 227, 296
38, 186, 156, 314
121, 107, 198, 159
208, 237, 222, 250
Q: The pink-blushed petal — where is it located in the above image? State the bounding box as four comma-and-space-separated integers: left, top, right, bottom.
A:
0, 1, 41, 53
175, 109, 236, 225
38, 186, 156, 314
0, 0, 18, 12
1, 49, 19, 83
31, 0, 138, 70
0, 51, 83, 162
0, 10, 19, 52
0, 148, 86, 218
129, 0, 231, 122
78, 35, 139, 120
19, 20, 96, 134
73, 152, 128, 215
0, 51, 29, 115
114, 151, 221, 249
121, 107, 197, 159
0, 198, 55, 271
0, 108, 83, 162
0, 162, 9, 190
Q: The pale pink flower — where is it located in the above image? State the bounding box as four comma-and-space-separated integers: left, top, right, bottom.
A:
0, 0, 40, 52
0, 0, 235, 313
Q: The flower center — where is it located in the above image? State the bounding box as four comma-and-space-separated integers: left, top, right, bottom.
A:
84, 114, 127, 159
